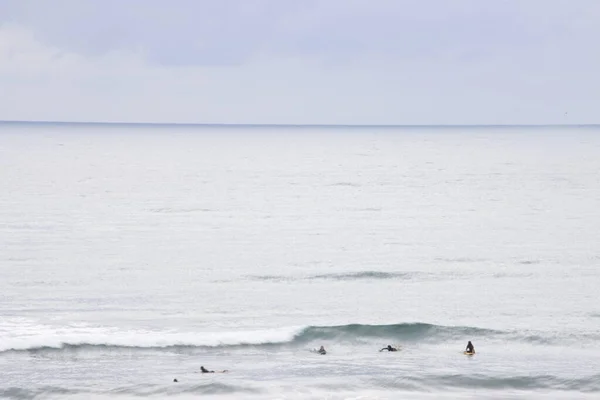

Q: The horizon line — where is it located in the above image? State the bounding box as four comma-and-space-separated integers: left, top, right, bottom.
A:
1, 120, 599, 129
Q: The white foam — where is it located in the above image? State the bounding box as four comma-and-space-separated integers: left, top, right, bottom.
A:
0, 317, 306, 351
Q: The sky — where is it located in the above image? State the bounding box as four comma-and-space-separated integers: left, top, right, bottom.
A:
0, 0, 599, 125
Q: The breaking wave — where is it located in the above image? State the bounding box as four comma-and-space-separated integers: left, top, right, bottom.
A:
3, 322, 594, 354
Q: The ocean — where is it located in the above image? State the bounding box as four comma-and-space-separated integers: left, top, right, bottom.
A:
0, 122, 599, 399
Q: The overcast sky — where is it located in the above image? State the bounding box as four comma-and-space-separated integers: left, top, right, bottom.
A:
1, 0, 599, 124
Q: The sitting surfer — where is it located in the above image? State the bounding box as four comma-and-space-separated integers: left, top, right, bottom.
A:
465, 341, 475, 353
380, 345, 397, 352
318, 345, 326, 355
200, 366, 215, 373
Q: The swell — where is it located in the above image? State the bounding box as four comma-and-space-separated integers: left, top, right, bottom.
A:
109, 382, 260, 396
3, 374, 599, 399
296, 323, 498, 342
2, 322, 582, 354
249, 271, 419, 282
372, 373, 600, 392
309, 271, 416, 281
0, 383, 259, 400
0, 387, 79, 400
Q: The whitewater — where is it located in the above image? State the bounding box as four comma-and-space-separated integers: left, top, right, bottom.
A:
1, 122, 599, 399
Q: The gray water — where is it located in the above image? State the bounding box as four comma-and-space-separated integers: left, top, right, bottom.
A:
1, 123, 599, 399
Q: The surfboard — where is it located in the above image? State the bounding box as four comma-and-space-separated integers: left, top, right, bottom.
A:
379, 345, 401, 352
197, 370, 229, 373
464, 351, 475, 356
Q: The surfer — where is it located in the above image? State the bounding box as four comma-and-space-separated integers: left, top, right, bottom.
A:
465, 341, 475, 353
318, 346, 326, 355
200, 366, 229, 373
380, 345, 397, 352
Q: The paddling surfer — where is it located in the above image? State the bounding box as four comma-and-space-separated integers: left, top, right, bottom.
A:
200, 366, 228, 373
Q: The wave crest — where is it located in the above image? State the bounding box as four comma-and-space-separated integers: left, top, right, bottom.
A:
1, 323, 496, 353
2, 322, 596, 354
296, 323, 497, 343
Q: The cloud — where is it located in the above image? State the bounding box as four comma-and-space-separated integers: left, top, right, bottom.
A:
4, 0, 599, 66
0, 0, 599, 124
1, 0, 311, 65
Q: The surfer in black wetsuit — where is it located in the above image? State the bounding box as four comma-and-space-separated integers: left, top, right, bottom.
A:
200, 366, 214, 373
380, 345, 397, 352
465, 341, 475, 353
318, 346, 326, 355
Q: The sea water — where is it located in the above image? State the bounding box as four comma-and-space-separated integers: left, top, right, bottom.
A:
0, 123, 599, 399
